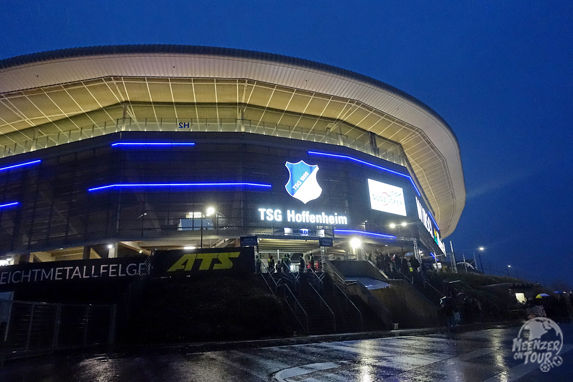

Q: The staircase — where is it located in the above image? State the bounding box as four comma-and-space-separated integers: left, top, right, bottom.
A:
294, 272, 385, 334
258, 264, 386, 335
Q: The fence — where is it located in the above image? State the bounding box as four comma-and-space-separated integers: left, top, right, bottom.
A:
0, 299, 116, 360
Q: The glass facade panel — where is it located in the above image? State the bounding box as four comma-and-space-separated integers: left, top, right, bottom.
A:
0, 131, 441, 257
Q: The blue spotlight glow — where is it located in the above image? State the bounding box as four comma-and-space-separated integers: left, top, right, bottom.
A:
88, 182, 272, 192
0, 160, 41, 172
0, 202, 19, 209
111, 142, 195, 147
307, 151, 421, 196
334, 229, 396, 240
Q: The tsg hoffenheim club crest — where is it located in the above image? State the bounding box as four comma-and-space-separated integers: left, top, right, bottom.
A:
285, 160, 322, 204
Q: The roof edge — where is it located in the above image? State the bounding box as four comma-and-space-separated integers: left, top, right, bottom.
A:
0, 44, 458, 146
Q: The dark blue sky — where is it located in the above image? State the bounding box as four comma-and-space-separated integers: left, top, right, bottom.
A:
1, 1, 571, 287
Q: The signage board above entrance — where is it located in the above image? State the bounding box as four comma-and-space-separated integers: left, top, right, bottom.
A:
240, 236, 258, 247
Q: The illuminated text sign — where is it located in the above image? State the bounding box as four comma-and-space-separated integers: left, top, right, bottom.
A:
258, 208, 348, 225
416, 197, 446, 253
0, 258, 148, 287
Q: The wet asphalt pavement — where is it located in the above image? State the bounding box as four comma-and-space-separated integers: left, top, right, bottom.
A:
1, 323, 571, 381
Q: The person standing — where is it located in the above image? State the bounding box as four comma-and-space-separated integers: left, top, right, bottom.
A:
441, 296, 456, 333
401, 257, 410, 274
283, 254, 291, 273
309, 253, 315, 271
410, 256, 420, 273
255, 255, 261, 273
268, 255, 275, 273
299, 254, 306, 274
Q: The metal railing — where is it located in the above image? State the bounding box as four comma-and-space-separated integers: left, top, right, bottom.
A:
308, 283, 336, 332
446, 280, 502, 319
322, 260, 366, 331
257, 262, 308, 333
278, 284, 309, 334
422, 278, 446, 301
351, 281, 393, 329
0, 118, 406, 167
332, 283, 363, 331
0, 299, 116, 361
323, 259, 392, 329
257, 261, 279, 296
307, 267, 325, 291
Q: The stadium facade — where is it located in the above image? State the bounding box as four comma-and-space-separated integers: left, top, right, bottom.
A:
0, 46, 465, 290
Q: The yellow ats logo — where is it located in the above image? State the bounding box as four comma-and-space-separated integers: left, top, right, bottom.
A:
167, 252, 240, 272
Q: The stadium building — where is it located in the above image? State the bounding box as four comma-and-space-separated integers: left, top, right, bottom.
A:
0, 46, 465, 306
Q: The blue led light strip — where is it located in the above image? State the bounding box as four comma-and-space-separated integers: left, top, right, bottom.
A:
0, 202, 19, 209
307, 151, 421, 197
0, 160, 41, 172
334, 229, 396, 240
111, 142, 195, 147
427, 211, 440, 231
88, 182, 272, 192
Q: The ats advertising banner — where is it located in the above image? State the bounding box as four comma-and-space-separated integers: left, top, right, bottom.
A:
0, 257, 148, 289
154, 247, 255, 277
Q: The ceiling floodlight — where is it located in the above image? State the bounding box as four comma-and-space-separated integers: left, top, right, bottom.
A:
107, 244, 113, 249
206, 207, 215, 216
350, 237, 362, 249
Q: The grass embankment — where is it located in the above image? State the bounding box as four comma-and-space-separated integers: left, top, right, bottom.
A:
124, 275, 293, 344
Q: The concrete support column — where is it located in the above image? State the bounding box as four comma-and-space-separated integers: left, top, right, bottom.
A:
108, 243, 118, 258
82, 246, 91, 260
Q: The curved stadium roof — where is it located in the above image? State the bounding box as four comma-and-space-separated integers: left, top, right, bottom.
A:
0, 45, 465, 237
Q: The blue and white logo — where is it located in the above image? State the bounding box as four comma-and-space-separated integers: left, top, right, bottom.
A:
285, 160, 322, 204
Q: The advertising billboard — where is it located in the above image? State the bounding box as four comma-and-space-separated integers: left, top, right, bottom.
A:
154, 247, 255, 277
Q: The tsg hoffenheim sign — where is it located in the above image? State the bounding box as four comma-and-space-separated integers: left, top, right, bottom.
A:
285, 161, 322, 204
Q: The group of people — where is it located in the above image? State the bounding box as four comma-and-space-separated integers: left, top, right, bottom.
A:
371, 253, 421, 276
524, 294, 571, 320
266, 253, 317, 274
440, 293, 483, 332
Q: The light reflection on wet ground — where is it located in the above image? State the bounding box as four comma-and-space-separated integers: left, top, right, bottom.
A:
0, 325, 571, 381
